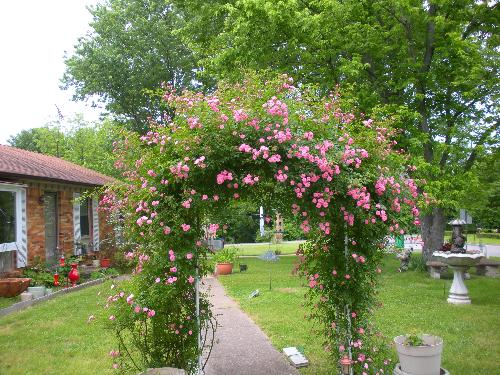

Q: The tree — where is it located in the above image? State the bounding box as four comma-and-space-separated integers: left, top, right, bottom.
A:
173, 0, 499, 259
8, 116, 122, 179
8, 126, 66, 157
7, 129, 43, 153
62, 0, 201, 133
462, 149, 500, 229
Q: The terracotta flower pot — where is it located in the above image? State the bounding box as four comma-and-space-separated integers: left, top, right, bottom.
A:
100, 258, 111, 268
216, 263, 233, 275
0, 278, 32, 297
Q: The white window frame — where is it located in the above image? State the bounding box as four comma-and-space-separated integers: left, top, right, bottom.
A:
0, 184, 27, 264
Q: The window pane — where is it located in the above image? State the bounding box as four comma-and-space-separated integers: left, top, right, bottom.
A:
80, 198, 90, 236
0, 191, 16, 243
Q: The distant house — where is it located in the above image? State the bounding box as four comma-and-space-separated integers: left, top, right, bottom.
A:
0, 145, 114, 272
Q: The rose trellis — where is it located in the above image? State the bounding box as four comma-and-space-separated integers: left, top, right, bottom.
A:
101, 74, 421, 374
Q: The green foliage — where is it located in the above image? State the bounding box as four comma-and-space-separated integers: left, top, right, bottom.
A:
174, 0, 499, 250
8, 116, 122, 178
62, 0, 203, 133
212, 247, 238, 264
255, 229, 273, 243
90, 267, 120, 280
283, 218, 304, 241
408, 254, 427, 273
103, 74, 421, 373
461, 150, 500, 229
209, 201, 259, 243
22, 268, 54, 288
403, 334, 425, 347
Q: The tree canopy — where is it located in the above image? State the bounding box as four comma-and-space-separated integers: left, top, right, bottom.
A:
8, 116, 122, 178
62, 0, 499, 254
173, 0, 499, 256
62, 0, 200, 133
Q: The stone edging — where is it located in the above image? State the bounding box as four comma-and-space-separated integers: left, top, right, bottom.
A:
0, 277, 110, 317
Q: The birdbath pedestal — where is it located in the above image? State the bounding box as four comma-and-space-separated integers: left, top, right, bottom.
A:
432, 252, 483, 304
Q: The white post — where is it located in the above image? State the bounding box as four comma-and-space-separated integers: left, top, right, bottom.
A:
259, 206, 264, 237
343, 226, 353, 375
196, 260, 202, 374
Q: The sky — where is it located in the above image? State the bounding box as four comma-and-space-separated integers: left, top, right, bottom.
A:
0, 0, 103, 145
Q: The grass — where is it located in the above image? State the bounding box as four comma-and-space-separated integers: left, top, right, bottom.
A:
0, 251, 498, 374
0, 280, 119, 375
0, 295, 20, 309
218, 255, 500, 375
229, 240, 304, 256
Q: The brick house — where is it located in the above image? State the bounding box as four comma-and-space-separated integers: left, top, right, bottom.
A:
0, 145, 114, 272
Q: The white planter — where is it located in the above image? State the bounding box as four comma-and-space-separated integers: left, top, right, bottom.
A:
27, 286, 46, 299
394, 335, 443, 375
20, 292, 33, 302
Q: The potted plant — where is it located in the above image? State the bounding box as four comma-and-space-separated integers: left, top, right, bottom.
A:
98, 237, 115, 268
213, 247, 238, 275
394, 334, 443, 375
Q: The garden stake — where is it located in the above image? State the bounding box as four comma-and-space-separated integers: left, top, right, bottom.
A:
344, 226, 353, 375
269, 269, 272, 291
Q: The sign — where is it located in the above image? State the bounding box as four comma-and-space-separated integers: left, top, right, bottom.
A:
459, 209, 473, 224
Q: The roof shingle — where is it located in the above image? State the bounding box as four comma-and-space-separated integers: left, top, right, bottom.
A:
0, 145, 114, 186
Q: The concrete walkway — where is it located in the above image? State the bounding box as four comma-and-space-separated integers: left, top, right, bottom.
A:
202, 277, 299, 375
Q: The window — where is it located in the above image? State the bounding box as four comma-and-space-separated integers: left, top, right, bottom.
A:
0, 191, 16, 243
80, 198, 90, 236
0, 184, 26, 265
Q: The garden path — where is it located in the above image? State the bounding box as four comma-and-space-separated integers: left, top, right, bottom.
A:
202, 277, 299, 375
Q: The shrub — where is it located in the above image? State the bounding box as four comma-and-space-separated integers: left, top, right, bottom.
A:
101, 73, 422, 373
212, 247, 238, 264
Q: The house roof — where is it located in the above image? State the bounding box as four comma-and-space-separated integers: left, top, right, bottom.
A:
0, 145, 115, 186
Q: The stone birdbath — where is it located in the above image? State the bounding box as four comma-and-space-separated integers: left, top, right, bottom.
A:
433, 219, 483, 304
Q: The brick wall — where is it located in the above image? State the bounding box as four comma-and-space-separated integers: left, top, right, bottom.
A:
99, 209, 114, 244
26, 186, 45, 264
58, 190, 75, 257
23, 181, 112, 266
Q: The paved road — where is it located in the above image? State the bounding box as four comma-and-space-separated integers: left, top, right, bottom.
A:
202, 277, 299, 375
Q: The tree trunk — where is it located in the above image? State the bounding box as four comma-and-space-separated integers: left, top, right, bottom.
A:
421, 207, 445, 261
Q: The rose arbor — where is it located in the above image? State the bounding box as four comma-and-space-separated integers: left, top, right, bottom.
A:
103, 75, 421, 374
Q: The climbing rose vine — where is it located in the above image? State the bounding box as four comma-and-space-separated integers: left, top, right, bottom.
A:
102, 74, 421, 373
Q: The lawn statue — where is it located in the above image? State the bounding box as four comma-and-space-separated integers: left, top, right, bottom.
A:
397, 248, 413, 272
449, 219, 467, 253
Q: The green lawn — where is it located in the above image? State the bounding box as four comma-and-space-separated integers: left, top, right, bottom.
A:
0, 295, 20, 309
230, 240, 304, 256
0, 281, 118, 375
0, 254, 498, 375
218, 255, 500, 375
